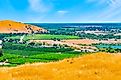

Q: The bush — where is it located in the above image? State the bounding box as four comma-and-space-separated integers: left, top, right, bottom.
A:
0, 49, 3, 57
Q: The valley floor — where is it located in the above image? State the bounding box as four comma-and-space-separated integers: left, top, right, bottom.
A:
0, 52, 121, 80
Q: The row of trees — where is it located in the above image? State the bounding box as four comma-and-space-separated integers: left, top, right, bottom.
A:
0, 33, 28, 39
3, 42, 74, 53
98, 47, 121, 53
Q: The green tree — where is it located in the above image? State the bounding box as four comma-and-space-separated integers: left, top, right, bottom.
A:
0, 49, 3, 57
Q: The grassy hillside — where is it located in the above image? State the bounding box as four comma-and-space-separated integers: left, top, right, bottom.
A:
0, 20, 47, 33
0, 53, 121, 80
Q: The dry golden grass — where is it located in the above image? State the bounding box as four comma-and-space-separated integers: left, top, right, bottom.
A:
0, 20, 47, 33
1, 52, 121, 80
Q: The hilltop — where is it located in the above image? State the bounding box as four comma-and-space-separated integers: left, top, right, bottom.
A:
1, 53, 121, 80
0, 20, 47, 33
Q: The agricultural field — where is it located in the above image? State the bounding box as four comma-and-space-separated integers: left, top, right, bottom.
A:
1, 33, 121, 67
0, 33, 98, 67
0, 42, 82, 66
6, 34, 80, 40
0, 52, 80, 67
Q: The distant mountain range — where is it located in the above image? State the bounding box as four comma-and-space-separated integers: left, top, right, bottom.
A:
0, 20, 47, 33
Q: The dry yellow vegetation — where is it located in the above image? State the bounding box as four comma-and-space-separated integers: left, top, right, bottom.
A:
1, 52, 121, 80
0, 20, 47, 33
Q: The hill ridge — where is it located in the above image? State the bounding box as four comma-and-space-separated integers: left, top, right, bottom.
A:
0, 20, 47, 33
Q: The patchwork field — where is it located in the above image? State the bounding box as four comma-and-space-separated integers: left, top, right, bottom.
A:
0, 53, 121, 80
30, 40, 97, 50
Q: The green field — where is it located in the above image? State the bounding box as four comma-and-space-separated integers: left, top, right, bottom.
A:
0, 50, 82, 67
0, 34, 83, 67
0, 42, 83, 67
7, 34, 80, 40
0, 51, 80, 67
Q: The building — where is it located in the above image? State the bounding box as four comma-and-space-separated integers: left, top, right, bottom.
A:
0, 40, 2, 49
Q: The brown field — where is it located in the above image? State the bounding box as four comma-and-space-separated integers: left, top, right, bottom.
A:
62, 39, 121, 45
30, 40, 97, 50
61, 39, 99, 45
1, 53, 121, 80
30, 39, 121, 46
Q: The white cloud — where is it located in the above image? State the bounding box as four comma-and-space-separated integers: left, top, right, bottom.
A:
57, 10, 68, 15
87, 0, 121, 21
28, 0, 51, 13
87, 0, 108, 5
98, 0, 121, 19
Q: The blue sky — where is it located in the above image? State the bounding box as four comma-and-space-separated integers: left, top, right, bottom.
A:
0, 0, 121, 23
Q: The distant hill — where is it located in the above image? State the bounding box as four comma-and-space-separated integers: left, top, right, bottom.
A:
0, 20, 47, 33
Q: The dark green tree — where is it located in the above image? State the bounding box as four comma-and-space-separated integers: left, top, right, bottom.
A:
0, 49, 3, 57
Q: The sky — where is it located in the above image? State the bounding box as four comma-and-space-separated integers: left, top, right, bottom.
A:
0, 0, 121, 23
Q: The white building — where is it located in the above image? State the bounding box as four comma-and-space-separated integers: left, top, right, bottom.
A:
0, 40, 2, 49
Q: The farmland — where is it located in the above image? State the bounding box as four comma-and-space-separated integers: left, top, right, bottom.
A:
0, 52, 80, 67
1, 32, 121, 66
0, 33, 86, 67
7, 34, 80, 40
0, 42, 82, 66
1, 32, 121, 67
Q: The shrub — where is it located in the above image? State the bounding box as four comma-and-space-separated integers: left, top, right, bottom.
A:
0, 49, 3, 57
